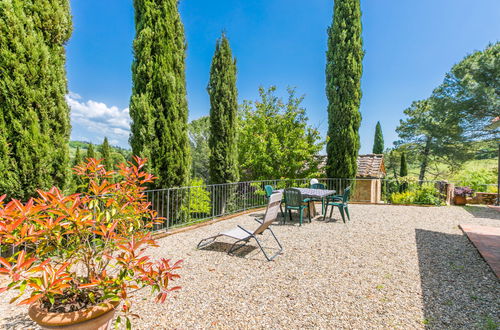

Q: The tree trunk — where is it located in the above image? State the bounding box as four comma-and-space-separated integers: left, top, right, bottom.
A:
419, 136, 432, 183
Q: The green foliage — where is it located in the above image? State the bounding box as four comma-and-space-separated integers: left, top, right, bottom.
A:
86, 143, 96, 159
390, 182, 443, 205
188, 117, 210, 182
73, 147, 83, 167
71, 147, 84, 193
396, 43, 499, 182
130, 0, 190, 188
238, 86, 324, 180
208, 33, 239, 184
400, 152, 408, 177
396, 99, 465, 181
455, 168, 497, 192
325, 0, 363, 179
181, 178, 211, 216
0, 0, 72, 199
372, 121, 384, 154
100, 137, 114, 170
432, 42, 499, 141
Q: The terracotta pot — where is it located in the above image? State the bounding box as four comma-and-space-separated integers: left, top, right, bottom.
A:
454, 195, 467, 205
28, 300, 119, 330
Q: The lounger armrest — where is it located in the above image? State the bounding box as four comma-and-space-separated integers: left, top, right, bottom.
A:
237, 225, 254, 236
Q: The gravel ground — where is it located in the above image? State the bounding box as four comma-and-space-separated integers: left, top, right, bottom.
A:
1, 204, 499, 329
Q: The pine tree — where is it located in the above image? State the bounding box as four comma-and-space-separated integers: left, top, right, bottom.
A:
400, 152, 408, 177
0, 0, 72, 199
372, 121, 384, 154
130, 0, 190, 188
86, 144, 96, 160
325, 0, 363, 179
100, 137, 114, 170
208, 33, 239, 184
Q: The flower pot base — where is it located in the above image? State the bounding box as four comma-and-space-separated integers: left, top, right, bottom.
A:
29, 301, 118, 330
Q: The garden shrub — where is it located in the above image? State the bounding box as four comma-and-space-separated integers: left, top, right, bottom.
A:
455, 168, 496, 192
390, 191, 416, 204
390, 183, 443, 205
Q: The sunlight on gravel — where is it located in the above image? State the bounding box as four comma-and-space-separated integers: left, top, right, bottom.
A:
1, 204, 499, 329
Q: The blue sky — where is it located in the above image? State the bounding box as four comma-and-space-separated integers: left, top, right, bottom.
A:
66, 0, 500, 151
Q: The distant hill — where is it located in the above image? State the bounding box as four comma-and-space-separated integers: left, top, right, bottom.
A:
69, 141, 132, 164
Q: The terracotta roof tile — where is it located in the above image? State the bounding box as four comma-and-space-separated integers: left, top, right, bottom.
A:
356, 154, 386, 178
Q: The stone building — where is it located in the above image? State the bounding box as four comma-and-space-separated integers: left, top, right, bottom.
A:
352, 154, 386, 203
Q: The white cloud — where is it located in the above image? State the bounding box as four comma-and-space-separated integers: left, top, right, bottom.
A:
68, 91, 82, 100
66, 93, 131, 148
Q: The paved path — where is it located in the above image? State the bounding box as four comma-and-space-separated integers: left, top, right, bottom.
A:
460, 224, 500, 278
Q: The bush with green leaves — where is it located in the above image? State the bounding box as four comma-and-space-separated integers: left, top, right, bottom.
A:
390, 183, 443, 206
455, 168, 497, 192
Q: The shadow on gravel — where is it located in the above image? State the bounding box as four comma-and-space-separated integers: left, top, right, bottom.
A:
462, 205, 500, 220
2, 314, 37, 329
415, 229, 500, 329
198, 241, 257, 257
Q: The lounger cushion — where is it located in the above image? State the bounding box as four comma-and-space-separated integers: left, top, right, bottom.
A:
220, 227, 252, 240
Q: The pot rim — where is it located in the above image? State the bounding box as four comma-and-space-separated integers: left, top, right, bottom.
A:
28, 299, 119, 327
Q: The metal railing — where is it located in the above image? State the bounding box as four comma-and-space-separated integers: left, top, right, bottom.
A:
143, 178, 451, 233
2, 177, 493, 257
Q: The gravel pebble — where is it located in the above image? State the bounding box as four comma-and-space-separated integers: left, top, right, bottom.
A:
1, 204, 499, 329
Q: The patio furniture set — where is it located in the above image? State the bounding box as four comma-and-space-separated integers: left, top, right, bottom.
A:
198, 183, 351, 261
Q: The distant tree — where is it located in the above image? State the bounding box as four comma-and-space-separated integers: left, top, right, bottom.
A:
396, 99, 465, 181
73, 147, 83, 167
86, 143, 96, 160
0, 0, 72, 199
372, 121, 384, 154
326, 0, 364, 179
400, 152, 408, 177
208, 33, 239, 184
71, 147, 84, 193
432, 42, 499, 141
238, 87, 323, 180
130, 0, 190, 188
385, 150, 399, 179
188, 117, 210, 182
100, 137, 114, 170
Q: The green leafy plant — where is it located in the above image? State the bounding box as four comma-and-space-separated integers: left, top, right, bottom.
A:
390, 191, 416, 205
0, 158, 182, 327
181, 178, 211, 217
390, 183, 443, 205
455, 168, 497, 192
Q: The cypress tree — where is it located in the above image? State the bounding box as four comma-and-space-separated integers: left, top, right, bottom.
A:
72, 146, 84, 192
399, 152, 408, 192
86, 144, 96, 160
130, 0, 190, 188
325, 0, 364, 179
0, 0, 72, 199
100, 137, 114, 170
400, 152, 408, 177
372, 121, 384, 154
208, 33, 239, 184
73, 147, 83, 166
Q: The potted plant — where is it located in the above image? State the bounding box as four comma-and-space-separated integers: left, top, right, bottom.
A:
0, 158, 181, 329
454, 186, 474, 205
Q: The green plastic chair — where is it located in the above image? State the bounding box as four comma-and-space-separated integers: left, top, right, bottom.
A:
284, 188, 310, 226
310, 183, 326, 190
324, 187, 351, 223
310, 183, 326, 214
264, 185, 274, 198
264, 185, 284, 218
